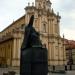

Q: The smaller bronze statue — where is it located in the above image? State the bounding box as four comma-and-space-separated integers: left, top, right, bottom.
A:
20, 15, 48, 75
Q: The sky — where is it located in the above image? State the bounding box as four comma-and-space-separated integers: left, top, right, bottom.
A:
0, 0, 75, 40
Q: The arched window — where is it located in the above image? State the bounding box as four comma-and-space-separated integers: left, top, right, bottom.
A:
55, 24, 58, 33
21, 24, 25, 29
39, 3, 41, 8
42, 24, 46, 33
43, 2, 46, 9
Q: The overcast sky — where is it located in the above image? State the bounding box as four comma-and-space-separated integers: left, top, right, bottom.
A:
0, 0, 75, 40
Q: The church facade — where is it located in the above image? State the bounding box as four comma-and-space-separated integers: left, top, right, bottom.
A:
0, 0, 66, 67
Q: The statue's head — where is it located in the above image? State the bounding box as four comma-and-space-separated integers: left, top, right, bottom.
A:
28, 15, 34, 27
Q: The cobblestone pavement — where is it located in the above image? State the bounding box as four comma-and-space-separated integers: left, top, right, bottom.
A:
0, 68, 75, 75
48, 71, 75, 75
0, 67, 19, 75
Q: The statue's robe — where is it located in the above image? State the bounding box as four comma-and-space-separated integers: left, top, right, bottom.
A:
20, 17, 48, 75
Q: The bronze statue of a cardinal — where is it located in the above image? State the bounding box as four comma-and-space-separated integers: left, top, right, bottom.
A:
20, 15, 48, 75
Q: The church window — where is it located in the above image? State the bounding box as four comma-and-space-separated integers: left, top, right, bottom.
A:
21, 24, 25, 29
43, 2, 46, 9
55, 24, 58, 33
39, 3, 41, 8
42, 24, 46, 33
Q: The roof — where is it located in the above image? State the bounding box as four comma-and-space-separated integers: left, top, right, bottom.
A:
0, 14, 25, 33
65, 39, 75, 49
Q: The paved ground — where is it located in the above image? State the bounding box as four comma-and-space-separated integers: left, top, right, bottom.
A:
0, 68, 75, 75
0, 67, 19, 75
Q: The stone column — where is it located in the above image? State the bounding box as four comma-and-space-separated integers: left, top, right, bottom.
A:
25, 14, 30, 25
57, 20, 60, 35
48, 19, 51, 65
39, 15, 42, 32
15, 38, 21, 67
49, 19, 51, 34
52, 42, 55, 65
17, 39, 21, 66
58, 39, 60, 65
12, 39, 17, 66
63, 38, 66, 65
50, 19, 52, 34
52, 19, 55, 35
51, 19, 53, 35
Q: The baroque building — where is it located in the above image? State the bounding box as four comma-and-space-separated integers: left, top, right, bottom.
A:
0, 0, 66, 67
